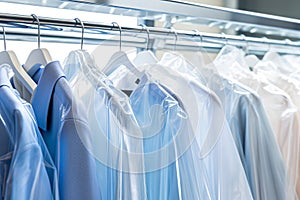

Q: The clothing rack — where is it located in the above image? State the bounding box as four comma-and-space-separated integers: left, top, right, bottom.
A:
68, 0, 300, 35
0, 13, 300, 55
4, 0, 300, 39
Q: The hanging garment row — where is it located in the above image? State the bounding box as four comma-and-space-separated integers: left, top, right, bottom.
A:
0, 15, 300, 200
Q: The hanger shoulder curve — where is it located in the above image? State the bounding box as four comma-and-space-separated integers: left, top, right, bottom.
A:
102, 51, 126, 74
103, 51, 143, 77
0, 50, 36, 93
23, 48, 52, 71
133, 50, 158, 67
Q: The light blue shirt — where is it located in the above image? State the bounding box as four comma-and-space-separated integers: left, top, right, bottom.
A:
0, 65, 58, 200
64, 50, 147, 200
130, 75, 180, 200
107, 53, 254, 199
14, 61, 102, 200
128, 73, 253, 200
207, 74, 288, 200
160, 51, 288, 200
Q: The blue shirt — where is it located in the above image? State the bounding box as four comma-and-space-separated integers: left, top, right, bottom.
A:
108, 53, 253, 199
64, 50, 147, 200
209, 75, 288, 200
14, 61, 102, 200
130, 76, 181, 200
128, 73, 253, 200
158, 51, 289, 200
0, 65, 58, 200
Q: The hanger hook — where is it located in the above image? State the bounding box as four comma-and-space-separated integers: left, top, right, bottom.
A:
74, 18, 85, 50
2, 27, 6, 51
193, 29, 203, 48
31, 14, 41, 49
140, 24, 150, 50
112, 22, 122, 51
171, 27, 178, 51
263, 36, 271, 52
241, 34, 249, 53
284, 38, 291, 46
221, 32, 228, 46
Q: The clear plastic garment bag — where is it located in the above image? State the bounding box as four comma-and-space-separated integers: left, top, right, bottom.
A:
102, 49, 254, 200
159, 50, 289, 200
64, 50, 147, 200
253, 58, 300, 199
212, 45, 296, 200
0, 65, 58, 200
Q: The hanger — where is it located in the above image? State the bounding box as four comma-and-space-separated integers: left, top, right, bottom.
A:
102, 22, 143, 77
133, 24, 158, 67
214, 33, 248, 77
71, 17, 112, 81
216, 32, 250, 70
255, 37, 284, 73
69, 18, 101, 75
74, 18, 85, 51
65, 19, 132, 112
66, 18, 96, 80
160, 27, 179, 64
23, 14, 52, 72
241, 34, 259, 69
194, 29, 203, 48
282, 39, 300, 70
189, 29, 206, 67
71, 18, 92, 63
171, 27, 178, 51
0, 27, 36, 93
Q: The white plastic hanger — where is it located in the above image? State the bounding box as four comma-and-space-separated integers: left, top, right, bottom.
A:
213, 33, 260, 82
102, 22, 143, 77
65, 19, 132, 113
23, 14, 52, 72
183, 29, 207, 68
71, 18, 105, 77
0, 27, 36, 93
253, 37, 281, 73
245, 54, 259, 68
133, 24, 158, 67
240, 34, 260, 69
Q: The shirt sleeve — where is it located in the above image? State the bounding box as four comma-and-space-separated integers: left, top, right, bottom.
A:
6, 110, 53, 200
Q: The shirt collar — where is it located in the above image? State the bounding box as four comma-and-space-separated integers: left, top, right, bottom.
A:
0, 64, 13, 88
31, 61, 65, 131
27, 63, 44, 83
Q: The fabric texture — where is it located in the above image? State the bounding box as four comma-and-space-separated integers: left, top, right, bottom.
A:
13, 61, 101, 200
212, 47, 291, 200
0, 65, 58, 200
253, 67, 300, 199
64, 50, 147, 200
105, 51, 254, 200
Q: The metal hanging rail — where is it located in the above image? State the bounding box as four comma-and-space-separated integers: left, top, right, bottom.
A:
68, 0, 300, 29
60, 0, 300, 39
2, 0, 300, 39
0, 13, 299, 55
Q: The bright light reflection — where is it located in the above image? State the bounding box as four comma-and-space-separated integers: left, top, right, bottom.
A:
0, 2, 137, 62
